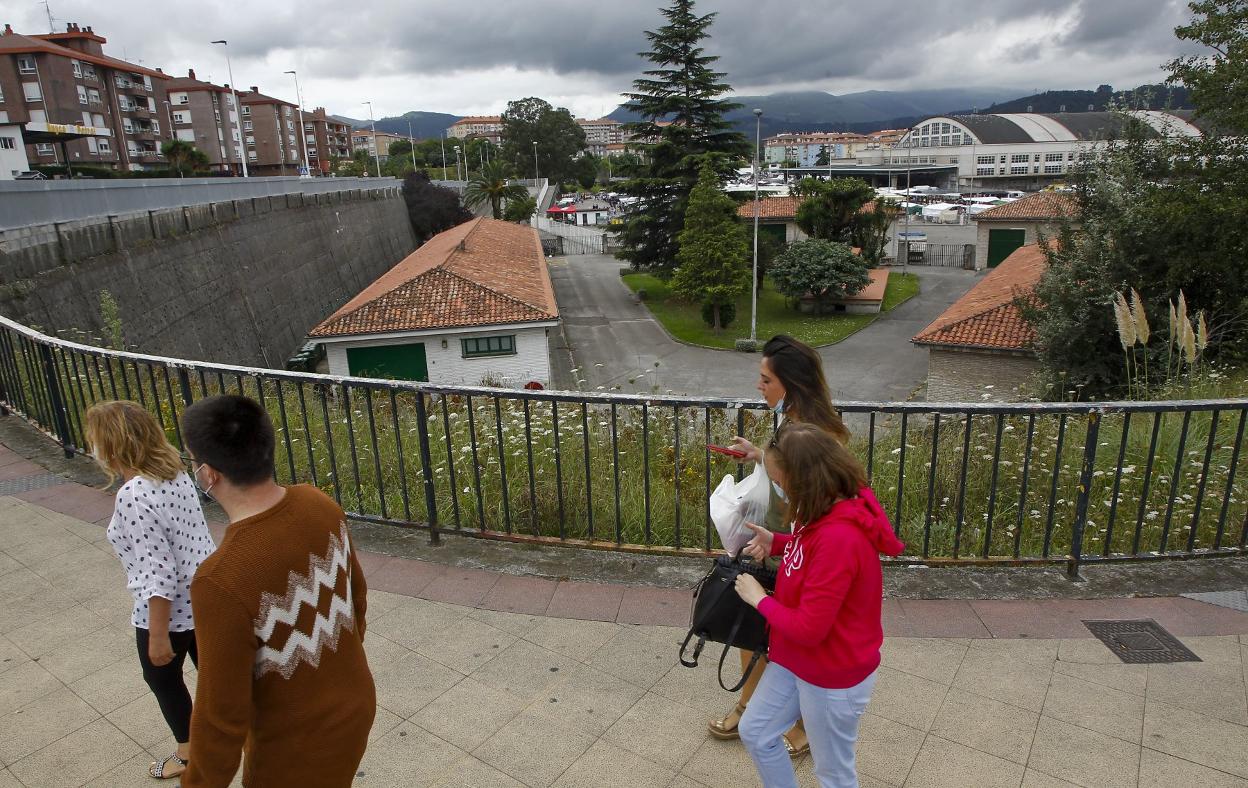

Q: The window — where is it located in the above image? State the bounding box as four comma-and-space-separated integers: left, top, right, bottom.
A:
226, 94, 234, 107
214, 110, 221, 123
1033, 153, 1041, 162
976, 155, 995, 165
999, 155, 1007, 163
283, 106, 291, 117
72, 60, 82, 77
170, 92, 188, 105
242, 106, 251, 116
172, 111, 190, 124
246, 135, 255, 145
289, 149, 298, 161
243, 120, 252, 131
97, 139, 110, 153
143, 76, 153, 91
1044, 164, 1063, 174
148, 97, 156, 112
77, 85, 88, 104
151, 119, 160, 134
92, 113, 105, 126
86, 137, 97, 153
0, 84, 4, 103
0, 137, 15, 150
248, 150, 257, 160
286, 119, 294, 131
82, 65, 96, 79
81, 111, 91, 125
18, 56, 36, 74
35, 143, 54, 155
976, 166, 994, 176
23, 82, 42, 102
28, 109, 46, 122
1045, 152, 1063, 162
1010, 153, 1029, 163
175, 129, 195, 142
1010, 165, 1028, 175
88, 88, 101, 104
288, 133, 295, 145
122, 120, 133, 134
462, 335, 516, 358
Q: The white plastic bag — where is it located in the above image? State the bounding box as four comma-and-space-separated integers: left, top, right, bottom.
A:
709, 463, 772, 556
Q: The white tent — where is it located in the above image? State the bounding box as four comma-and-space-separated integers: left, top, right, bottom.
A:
921, 202, 960, 220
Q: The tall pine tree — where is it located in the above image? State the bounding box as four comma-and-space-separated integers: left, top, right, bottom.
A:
617, 0, 749, 275
671, 164, 750, 332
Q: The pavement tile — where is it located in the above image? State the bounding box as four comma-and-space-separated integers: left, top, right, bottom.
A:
880, 637, 968, 685
868, 666, 949, 731
5, 604, 109, 659
422, 567, 502, 607
680, 736, 764, 788
1138, 748, 1248, 788
0, 661, 63, 717
478, 574, 559, 616
0, 553, 20, 578
1042, 672, 1145, 744
367, 596, 469, 650
616, 586, 690, 627
1143, 698, 1248, 778
1027, 716, 1141, 788
366, 554, 447, 598
553, 738, 677, 787
523, 616, 620, 662
8, 718, 141, 788
430, 754, 527, 788
587, 624, 684, 690
33, 624, 134, 685
897, 600, 991, 638
931, 687, 1040, 765
0, 686, 99, 766
1168, 597, 1248, 636
880, 598, 909, 637
472, 708, 597, 788
545, 580, 625, 622
410, 677, 528, 752
471, 638, 580, 702
1053, 639, 1148, 697
1021, 769, 1083, 787
648, 657, 738, 720
366, 636, 464, 719
953, 648, 1054, 713
354, 722, 470, 787
1180, 634, 1245, 664
1146, 660, 1248, 725
0, 638, 29, 678
971, 600, 1094, 639
82, 753, 171, 787
414, 616, 520, 675
904, 734, 1025, 788
601, 691, 706, 771
104, 692, 171, 750
854, 713, 925, 786
466, 608, 544, 636
0, 767, 19, 787
527, 664, 645, 737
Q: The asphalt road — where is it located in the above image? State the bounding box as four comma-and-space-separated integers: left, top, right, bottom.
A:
548, 254, 981, 403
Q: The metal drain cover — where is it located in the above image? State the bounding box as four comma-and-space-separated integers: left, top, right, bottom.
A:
1082, 619, 1201, 664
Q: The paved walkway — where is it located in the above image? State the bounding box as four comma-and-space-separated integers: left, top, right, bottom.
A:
548, 255, 979, 400
2, 444, 1248, 787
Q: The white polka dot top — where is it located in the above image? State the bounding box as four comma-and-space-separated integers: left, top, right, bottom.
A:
106, 472, 217, 631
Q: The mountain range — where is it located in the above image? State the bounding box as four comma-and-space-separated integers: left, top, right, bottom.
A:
336, 84, 1194, 141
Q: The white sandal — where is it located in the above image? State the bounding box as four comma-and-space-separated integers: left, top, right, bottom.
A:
149, 753, 188, 780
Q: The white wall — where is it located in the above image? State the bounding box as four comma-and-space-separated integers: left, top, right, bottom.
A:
323, 323, 554, 387
0, 126, 31, 179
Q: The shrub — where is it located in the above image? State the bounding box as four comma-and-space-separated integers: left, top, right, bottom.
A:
734, 338, 759, 353
770, 239, 870, 313
701, 300, 736, 328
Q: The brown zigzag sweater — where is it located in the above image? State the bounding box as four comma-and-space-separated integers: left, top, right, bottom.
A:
183, 484, 375, 788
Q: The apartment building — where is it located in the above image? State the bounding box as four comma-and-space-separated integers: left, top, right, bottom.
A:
304, 107, 352, 174
351, 129, 406, 162
164, 68, 243, 174
577, 117, 629, 156
238, 86, 303, 176
763, 131, 873, 166
0, 22, 171, 172
447, 115, 502, 144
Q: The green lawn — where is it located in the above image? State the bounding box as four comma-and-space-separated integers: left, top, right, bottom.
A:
621, 271, 920, 350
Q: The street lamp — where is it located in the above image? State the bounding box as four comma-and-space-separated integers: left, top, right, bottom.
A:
407, 120, 416, 171
750, 108, 762, 343
454, 145, 462, 193
283, 70, 311, 177
532, 141, 539, 183
362, 100, 381, 178
209, 39, 247, 177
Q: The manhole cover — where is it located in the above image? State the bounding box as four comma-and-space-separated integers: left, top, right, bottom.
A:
1082, 619, 1201, 664
0, 473, 67, 495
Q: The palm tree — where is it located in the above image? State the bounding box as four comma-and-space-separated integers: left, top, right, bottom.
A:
160, 139, 207, 178
463, 160, 529, 219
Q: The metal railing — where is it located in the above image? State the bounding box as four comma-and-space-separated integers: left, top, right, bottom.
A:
0, 315, 1244, 574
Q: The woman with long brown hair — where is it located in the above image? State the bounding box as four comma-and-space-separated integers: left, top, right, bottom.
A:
708, 335, 849, 756
86, 401, 216, 781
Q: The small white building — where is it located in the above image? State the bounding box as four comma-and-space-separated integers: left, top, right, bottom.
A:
310, 217, 560, 387
0, 124, 31, 179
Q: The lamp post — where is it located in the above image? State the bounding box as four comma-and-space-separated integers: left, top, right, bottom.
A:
440, 132, 448, 179
362, 101, 380, 178
283, 70, 311, 177
750, 108, 762, 343
209, 39, 247, 176
902, 126, 912, 275
454, 146, 462, 193
532, 141, 539, 183
407, 120, 416, 171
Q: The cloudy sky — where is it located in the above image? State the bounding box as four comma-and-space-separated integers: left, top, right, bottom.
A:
10, 0, 1204, 119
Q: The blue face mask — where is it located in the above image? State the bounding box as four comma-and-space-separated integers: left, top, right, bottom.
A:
771, 480, 787, 501
773, 397, 785, 414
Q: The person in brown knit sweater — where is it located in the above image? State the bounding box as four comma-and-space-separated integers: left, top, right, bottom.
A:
180, 395, 375, 788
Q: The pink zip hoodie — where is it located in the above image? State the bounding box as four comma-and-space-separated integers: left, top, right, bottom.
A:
756, 487, 904, 689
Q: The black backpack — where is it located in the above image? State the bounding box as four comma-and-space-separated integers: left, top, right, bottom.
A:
679, 555, 777, 691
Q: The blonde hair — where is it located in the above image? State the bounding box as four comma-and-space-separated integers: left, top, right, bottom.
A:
84, 400, 184, 486
769, 422, 867, 528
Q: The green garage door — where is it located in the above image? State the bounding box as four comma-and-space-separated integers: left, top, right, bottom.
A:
346, 343, 428, 382
987, 228, 1027, 268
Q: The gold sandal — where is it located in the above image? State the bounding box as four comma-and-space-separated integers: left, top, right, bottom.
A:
783, 726, 810, 758
708, 702, 747, 740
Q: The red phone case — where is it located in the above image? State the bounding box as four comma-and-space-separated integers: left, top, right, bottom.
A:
707, 444, 747, 458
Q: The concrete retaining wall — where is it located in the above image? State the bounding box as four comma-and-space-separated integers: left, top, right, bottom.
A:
0, 186, 416, 367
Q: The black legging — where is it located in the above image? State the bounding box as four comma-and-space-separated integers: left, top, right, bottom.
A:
135, 627, 198, 744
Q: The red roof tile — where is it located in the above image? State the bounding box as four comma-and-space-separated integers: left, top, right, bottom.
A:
310, 218, 558, 338
912, 244, 1048, 351
975, 192, 1076, 221
735, 196, 896, 221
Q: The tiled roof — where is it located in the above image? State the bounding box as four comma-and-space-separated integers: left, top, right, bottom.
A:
453, 116, 502, 124
310, 218, 558, 338
735, 196, 897, 220
0, 29, 167, 79
912, 244, 1047, 351
975, 193, 1077, 221
238, 89, 295, 107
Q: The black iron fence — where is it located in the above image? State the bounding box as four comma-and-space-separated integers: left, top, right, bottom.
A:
1, 316, 1245, 575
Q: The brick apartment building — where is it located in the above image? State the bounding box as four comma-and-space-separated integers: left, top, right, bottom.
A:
238, 86, 304, 176
164, 68, 244, 174
305, 107, 353, 175
351, 129, 406, 162
0, 22, 172, 172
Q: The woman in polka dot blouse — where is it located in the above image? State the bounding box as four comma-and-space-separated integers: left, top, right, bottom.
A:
86, 400, 217, 781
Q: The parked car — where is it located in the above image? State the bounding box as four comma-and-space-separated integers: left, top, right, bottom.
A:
14, 171, 46, 180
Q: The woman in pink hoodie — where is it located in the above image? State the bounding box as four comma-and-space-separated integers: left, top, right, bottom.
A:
734, 423, 904, 788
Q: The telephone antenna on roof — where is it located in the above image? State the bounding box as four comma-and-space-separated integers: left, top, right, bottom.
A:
40, 0, 56, 33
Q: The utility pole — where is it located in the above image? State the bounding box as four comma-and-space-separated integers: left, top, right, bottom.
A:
408, 121, 416, 171
750, 108, 762, 342
210, 40, 247, 176
284, 70, 311, 177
